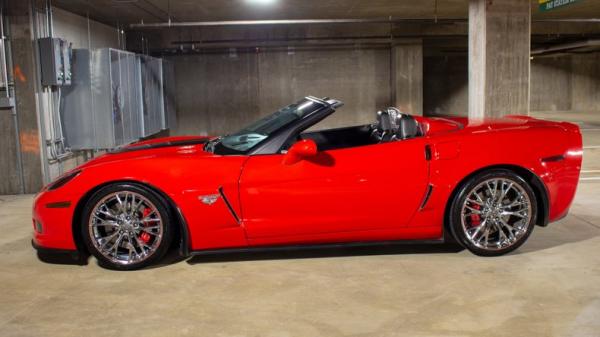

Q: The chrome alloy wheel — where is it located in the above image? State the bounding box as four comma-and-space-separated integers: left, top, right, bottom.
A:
88, 191, 164, 265
460, 178, 532, 251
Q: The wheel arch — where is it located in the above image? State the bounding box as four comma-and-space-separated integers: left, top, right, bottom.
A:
442, 164, 549, 241
71, 180, 191, 257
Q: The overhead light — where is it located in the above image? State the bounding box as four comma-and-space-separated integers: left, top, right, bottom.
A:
246, 0, 277, 5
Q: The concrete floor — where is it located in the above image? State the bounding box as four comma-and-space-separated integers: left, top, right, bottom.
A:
1, 119, 600, 337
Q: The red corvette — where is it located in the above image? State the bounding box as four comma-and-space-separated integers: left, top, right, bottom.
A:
32, 96, 582, 270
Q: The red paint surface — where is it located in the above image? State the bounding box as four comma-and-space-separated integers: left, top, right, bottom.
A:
32, 116, 582, 252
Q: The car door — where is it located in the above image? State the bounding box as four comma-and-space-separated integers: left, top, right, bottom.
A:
238, 138, 430, 239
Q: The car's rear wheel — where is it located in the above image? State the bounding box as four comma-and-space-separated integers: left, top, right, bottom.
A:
81, 183, 173, 270
449, 169, 537, 256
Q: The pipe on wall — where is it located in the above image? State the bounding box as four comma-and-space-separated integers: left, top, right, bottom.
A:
531, 39, 600, 55
30, 0, 51, 184
129, 17, 468, 29
128, 17, 600, 29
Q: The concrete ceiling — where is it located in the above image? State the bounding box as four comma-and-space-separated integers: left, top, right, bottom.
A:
52, 0, 600, 28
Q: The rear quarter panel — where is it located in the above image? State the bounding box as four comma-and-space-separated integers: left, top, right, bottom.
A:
411, 120, 582, 231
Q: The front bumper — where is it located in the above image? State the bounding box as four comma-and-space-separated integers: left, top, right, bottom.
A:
32, 189, 79, 251
32, 239, 87, 265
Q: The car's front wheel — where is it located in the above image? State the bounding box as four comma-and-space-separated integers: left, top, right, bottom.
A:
449, 169, 538, 256
81, 183, 173, 270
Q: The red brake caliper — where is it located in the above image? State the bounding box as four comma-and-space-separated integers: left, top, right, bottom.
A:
139, 207, 152, 243
470, 203, 481, 227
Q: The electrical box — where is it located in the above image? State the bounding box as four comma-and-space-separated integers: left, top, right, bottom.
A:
38, 37, 71, 86
61, 40, 72, 85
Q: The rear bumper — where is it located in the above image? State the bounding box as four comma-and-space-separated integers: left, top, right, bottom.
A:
543, 125, 583, 223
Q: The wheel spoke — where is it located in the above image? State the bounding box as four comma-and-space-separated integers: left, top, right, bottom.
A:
477, 225, 490, 245
498, 182, 513, 202
134, 236, 149, 255
110, 234, 124, 255
92, 217, 118, 228
140, 225, 160, 235
467, 198, 484, 206
495, 221, 507, 243
464, 205, 482, 214
115, 193, 125, 213
501, 200, 527, 209
96, 208, 118, 220
99, 231, 119, 249
141, 211, 157, 222
130, 196, 142, 216
467, 219, 487, 240
499, 219, 516, 241
488, 180, 500, 199
501, 211, 527, 218
126, 240, 135, 262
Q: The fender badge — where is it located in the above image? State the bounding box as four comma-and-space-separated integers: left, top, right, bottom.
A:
199, 194, 220, 205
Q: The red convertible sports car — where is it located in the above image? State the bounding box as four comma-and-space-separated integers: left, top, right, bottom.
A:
32, 96, 582, 270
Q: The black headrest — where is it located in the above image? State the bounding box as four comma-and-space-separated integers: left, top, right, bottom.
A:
396, 114, 420, 140
376, 110, 393, 132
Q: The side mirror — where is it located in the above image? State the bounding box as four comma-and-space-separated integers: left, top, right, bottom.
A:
283, 139, 318, 165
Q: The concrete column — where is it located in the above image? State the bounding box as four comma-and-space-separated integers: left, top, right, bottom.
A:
468, 0, 530, 119
391, 40, 423, 116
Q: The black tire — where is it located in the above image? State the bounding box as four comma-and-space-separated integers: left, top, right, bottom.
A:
448, 169, 537, 256
81, 183, 173, 270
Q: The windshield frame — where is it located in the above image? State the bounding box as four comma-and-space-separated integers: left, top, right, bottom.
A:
207, 96, 339, 155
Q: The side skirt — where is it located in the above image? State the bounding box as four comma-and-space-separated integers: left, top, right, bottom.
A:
189, 239, 445, 256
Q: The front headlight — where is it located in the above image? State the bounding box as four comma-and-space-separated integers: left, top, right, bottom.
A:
47, 170, 81, 191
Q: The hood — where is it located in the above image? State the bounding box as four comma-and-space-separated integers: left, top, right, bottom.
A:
112, 135, 211, 153
77, 136, 213, 170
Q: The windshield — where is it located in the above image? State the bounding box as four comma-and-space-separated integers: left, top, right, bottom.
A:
206, 98, 324, 154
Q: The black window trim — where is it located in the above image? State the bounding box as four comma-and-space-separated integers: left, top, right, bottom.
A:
248, 96, 343, 155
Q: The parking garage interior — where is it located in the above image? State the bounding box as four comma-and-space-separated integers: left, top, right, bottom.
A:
1, 0, 600, 336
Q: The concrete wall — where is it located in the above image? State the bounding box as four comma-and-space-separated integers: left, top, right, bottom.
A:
530, 56, 572, 112
424, 55, 469, 116
170, 48, 600, 137
169, 46, 392, 136
530, 54, 600, 113
424, 53, 600, 116
52, 7, 120, 50
571, 53, 600, 112
392, 41, 423, 115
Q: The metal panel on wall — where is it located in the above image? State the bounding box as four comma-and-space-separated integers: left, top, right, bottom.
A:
162, 59, 177, 131
110, 49, 143, 144
138, 55, 164, 137
61, 49, 94, 150
62, 48, 143, 150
